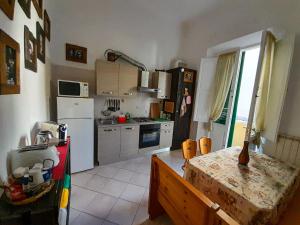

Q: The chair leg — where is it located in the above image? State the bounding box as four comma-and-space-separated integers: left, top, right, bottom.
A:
181, 160, 188, 171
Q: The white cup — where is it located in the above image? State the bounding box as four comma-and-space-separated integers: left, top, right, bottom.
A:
29, 168, 44, 186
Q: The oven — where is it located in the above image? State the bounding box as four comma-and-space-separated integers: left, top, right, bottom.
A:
139, 124, 160, 149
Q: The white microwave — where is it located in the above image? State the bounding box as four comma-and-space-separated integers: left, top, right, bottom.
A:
57, 80, 89, 98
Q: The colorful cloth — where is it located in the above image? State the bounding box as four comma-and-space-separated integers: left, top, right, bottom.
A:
184, 147, 300, 225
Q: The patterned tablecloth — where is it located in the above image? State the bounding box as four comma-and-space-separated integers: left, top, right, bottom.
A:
184, 147, 300, 225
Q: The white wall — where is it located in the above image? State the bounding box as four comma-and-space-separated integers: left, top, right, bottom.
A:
0, 1, 52, 181
178, 0, 300, 139
48, 0, 181, 71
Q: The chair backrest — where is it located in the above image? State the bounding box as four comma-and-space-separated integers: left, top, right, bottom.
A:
199, 137, 212, 155
182, 139, 197, 160
149, 155, 239, 225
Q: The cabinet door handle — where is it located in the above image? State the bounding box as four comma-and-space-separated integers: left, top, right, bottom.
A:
124, 93, 133, 96
104, 129, 113, 132
103, 91, 113, 95
125, 127, 134, 130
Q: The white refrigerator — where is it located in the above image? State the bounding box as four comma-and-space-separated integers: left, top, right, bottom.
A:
57, 97, 94, 173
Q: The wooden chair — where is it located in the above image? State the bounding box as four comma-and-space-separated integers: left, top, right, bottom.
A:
181, 139, 197, 170
199, 137, 212, 155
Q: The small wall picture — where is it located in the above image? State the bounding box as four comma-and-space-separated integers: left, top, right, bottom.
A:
0, 29, 20, 95
183, 71, 194, 83
66, 43, 87, 64
0, 0, 16, 20
44, 10, 50, 41
32, 0, 42, 18
24, 25, 37, 72
18, 0, 31, 18
36, 22, 45, 63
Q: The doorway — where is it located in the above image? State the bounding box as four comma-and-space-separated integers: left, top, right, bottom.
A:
227, 47, 260, 147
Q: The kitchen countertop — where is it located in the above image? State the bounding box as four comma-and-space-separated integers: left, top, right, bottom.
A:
96, 119, 174, 127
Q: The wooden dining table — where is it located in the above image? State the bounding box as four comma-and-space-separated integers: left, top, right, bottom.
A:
184, 147, 300, 225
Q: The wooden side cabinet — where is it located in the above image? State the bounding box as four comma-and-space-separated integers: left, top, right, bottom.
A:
98, 126, 121, 164
160, 122, 174, 149
119, 63, 138, 97
152, 72, 171, 99
96, 60, 138, 97
120, 125, 139, 157
96, 60, 119, 96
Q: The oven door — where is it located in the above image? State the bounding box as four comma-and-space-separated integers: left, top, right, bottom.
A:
139, 124, 160, 149
58, 80, 81, 97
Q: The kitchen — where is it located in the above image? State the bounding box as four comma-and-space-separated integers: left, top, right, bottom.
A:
1, 0, 300, 225
55, 52, 197, 172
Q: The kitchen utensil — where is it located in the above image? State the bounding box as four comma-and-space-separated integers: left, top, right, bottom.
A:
150, 103, 160, 119
164, 101, 175, 113
35, 131, 54, 145
118, 114, 126, 123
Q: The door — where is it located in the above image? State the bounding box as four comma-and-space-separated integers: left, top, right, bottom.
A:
263, 33, 295, 142
96, 60, 119, 96
57, 97, 94, 119
119, 63, 138, 97
98, 126, 121, 164
193, 56, 240, 151
120, 125, 139, 157
155, 72, 171, 99
58, 118, 94, 173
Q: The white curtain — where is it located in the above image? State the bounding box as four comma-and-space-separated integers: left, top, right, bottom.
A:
209, 52, 237, 130
253, 32, 276, 145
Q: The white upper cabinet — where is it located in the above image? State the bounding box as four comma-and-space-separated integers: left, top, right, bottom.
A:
119, 63, 138, 97
96, 60, 119, 96
96, 60, 138, 97
152, 71, 172, 99
263, 33, 295, 142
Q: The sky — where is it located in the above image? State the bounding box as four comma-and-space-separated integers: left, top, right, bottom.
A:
236, 47, 260, 121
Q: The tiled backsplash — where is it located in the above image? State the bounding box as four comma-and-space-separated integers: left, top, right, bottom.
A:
94, 93, 160, 119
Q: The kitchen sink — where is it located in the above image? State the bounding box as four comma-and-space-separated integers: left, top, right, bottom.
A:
98, 119, 118, 125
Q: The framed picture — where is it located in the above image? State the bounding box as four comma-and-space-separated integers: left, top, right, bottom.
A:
183, 71, 194, 83
32, 0, 42, 18
36, 22, 45, 63
44, 10, 50, 41
0, 0, 15, 20
0, 29, 20, 95
66, 43, 87, 64
18, 0, 31, 18
24, 25, 37, 72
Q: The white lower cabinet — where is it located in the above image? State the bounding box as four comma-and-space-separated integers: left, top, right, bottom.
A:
120, 125, 140, 157
160, 122, 174, 149
98, 126, 121, 164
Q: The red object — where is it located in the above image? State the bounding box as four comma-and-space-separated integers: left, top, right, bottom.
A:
118, 116, 126, 123
52, 137, 70, 180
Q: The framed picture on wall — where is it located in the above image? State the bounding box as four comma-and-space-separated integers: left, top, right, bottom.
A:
36, 22, 45, 63
18, 0, 31, 18
32, 0, 42, 18
0, 0, 16, 20
44, 10, 51, 41
183, 71, 194, 83
66, 43, 87, 64
24, 25, 37, 72
0, 29, 20, 95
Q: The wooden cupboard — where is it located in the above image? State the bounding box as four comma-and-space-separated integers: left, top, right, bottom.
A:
96, 60, 119, 96
119, 63, 138, 97
152, 71, 172, 99
96, 60, 138, 97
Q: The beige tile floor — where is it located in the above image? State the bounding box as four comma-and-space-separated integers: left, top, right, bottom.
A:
70, 150, 184, 225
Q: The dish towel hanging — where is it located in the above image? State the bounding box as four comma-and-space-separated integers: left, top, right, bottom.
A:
180, 97, 187, 117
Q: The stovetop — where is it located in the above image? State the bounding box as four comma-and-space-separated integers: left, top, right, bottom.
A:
131, 117, 153, 123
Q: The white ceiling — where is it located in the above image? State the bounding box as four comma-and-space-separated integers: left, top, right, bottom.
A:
127, 0, 227, 22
